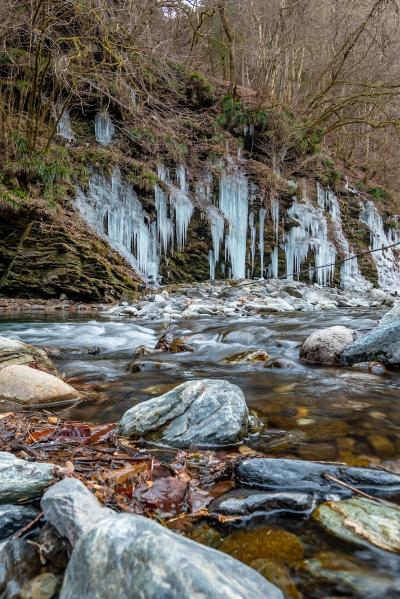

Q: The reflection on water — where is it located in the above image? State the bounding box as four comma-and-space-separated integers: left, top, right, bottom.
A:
1, 307, 399, 598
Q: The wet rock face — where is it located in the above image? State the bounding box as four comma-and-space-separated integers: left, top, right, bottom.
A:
41, 478, 114, 547
118, 379, 249, 448
313, 497, 400, 554
235, 458, 400, 498
0, 336, 56, 374
299, 326, 355, 364
60, 514, 284, 599
340, 321, 400, 368
0, 365, 80, 405
209, 489, 315, 517
0, 505, 39, 541
0, 452, 55, 504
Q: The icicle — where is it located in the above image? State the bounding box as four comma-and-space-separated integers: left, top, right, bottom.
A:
155, 165, 173, 255
249, 212, 256, 275
259, 208, 266, 279
219, 169, 249, 279
271, 246, 279, 278
57, 108, 74, 142
95, 111, 115, 145
75, 168, 159, 281
209, 250, 216, 280
360, 200, 400, 292
170, 166, 194, 251
317, 183, 371, 291
271, 198, 280, 241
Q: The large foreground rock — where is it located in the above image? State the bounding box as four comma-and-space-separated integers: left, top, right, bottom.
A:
41, 478, 114, 546
60, 514, 283, 599
0, 364, 80, 405
379, 302, 400, 326
313, 497, 400, 553
341, 321, 400, 368
236, 458, 400, 498
0, 336, 56, 373
118, 379, 248, 448
0, 452, 55, 503
299, 326, 354, 364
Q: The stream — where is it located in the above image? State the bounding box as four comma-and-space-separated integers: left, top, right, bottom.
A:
1, 307, 400, 598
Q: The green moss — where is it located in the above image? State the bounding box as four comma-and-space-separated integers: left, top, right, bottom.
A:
367, 186, 391, 202
186, 71, 215, 108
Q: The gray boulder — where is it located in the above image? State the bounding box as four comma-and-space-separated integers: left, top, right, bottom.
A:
118, 379, 248, 448
300, 326, 355, 364
60, 514, 283, 599
379, 302, 400, 326
0, 365, 80, 405
209, 489, 315, 517
0, 452, 55, 504
341, 321, 400, 368
0, 505, 39, 541
0, 336, 56, 374
41, 478, 114, 546
236, 458, 400, 498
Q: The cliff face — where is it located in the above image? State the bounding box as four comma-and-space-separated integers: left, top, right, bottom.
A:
0, 206, 140, 301
1, 85, 399, 300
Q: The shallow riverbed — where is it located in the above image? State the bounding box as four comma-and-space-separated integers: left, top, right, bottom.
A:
1, 307, 400, 598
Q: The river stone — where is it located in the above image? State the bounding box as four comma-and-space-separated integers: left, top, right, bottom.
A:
313, 497, 400, 553
59, 514, 283, 599
301, 551, 400, 598
0, 365, 80, 405
224, 350, 270, 364
41, 478, 114, 546
341, 321, 400, 368
379, 302, 400, 326
235, 458, 400, 497
209, 489, 315, 516
20, 572, 59, 599
0, 539, 41, 598
300, 326, 355, 364
0, 452, 55, 503
0, 505, 39, 541
0, 336, 57, 374
118, 379, 249, 448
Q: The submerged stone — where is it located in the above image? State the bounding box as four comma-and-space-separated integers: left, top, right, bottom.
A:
300, 326, 354, 364
0, 452, 55, 504
220, 526, 304, 565
0, 365, 80, 405
340, 321, 400, 368
60, 514, 283, 599
313, 497, 400, 553
224, 350, 270, 364
209, 489, 315, 517
300, 550, 400, 599
118, 379, 248, 448
251, 559, 302, 599
235, 458, 400, 497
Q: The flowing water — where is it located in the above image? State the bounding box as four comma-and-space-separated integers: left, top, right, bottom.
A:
1, 308, 400, 597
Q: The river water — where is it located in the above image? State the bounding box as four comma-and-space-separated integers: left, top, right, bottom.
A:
1, 307, 400, 597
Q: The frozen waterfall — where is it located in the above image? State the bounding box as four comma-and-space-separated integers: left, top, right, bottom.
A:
57, 109, 74, 142
219, 169, 249, 279
95, 111, 115, 145
259, 208, 266, 279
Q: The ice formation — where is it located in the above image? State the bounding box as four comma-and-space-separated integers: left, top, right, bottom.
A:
317, 184, 371, 292
57, 108, 74, 142
360, 200, 400, 293
259, 208, 266, 279
219, 169, 249, 279
95, 111, 115, 145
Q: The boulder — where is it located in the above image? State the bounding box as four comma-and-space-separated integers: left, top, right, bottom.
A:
379, 302, 400, 326
313, 497, 400, 554
0, 336, 56, 374
60, 514, 283, 599
0, 452, 55, 504
235, 458, 400, 498
41, 478, 114, 546
0, 365, 80, 405
209, 489, 315, 517
340, 321, 400, 368
0, 505, 39, 541
118, 379, 248, 448
300, 326, 355, 364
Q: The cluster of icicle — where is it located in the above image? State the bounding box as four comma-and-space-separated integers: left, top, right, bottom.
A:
57, 108, 116, 146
